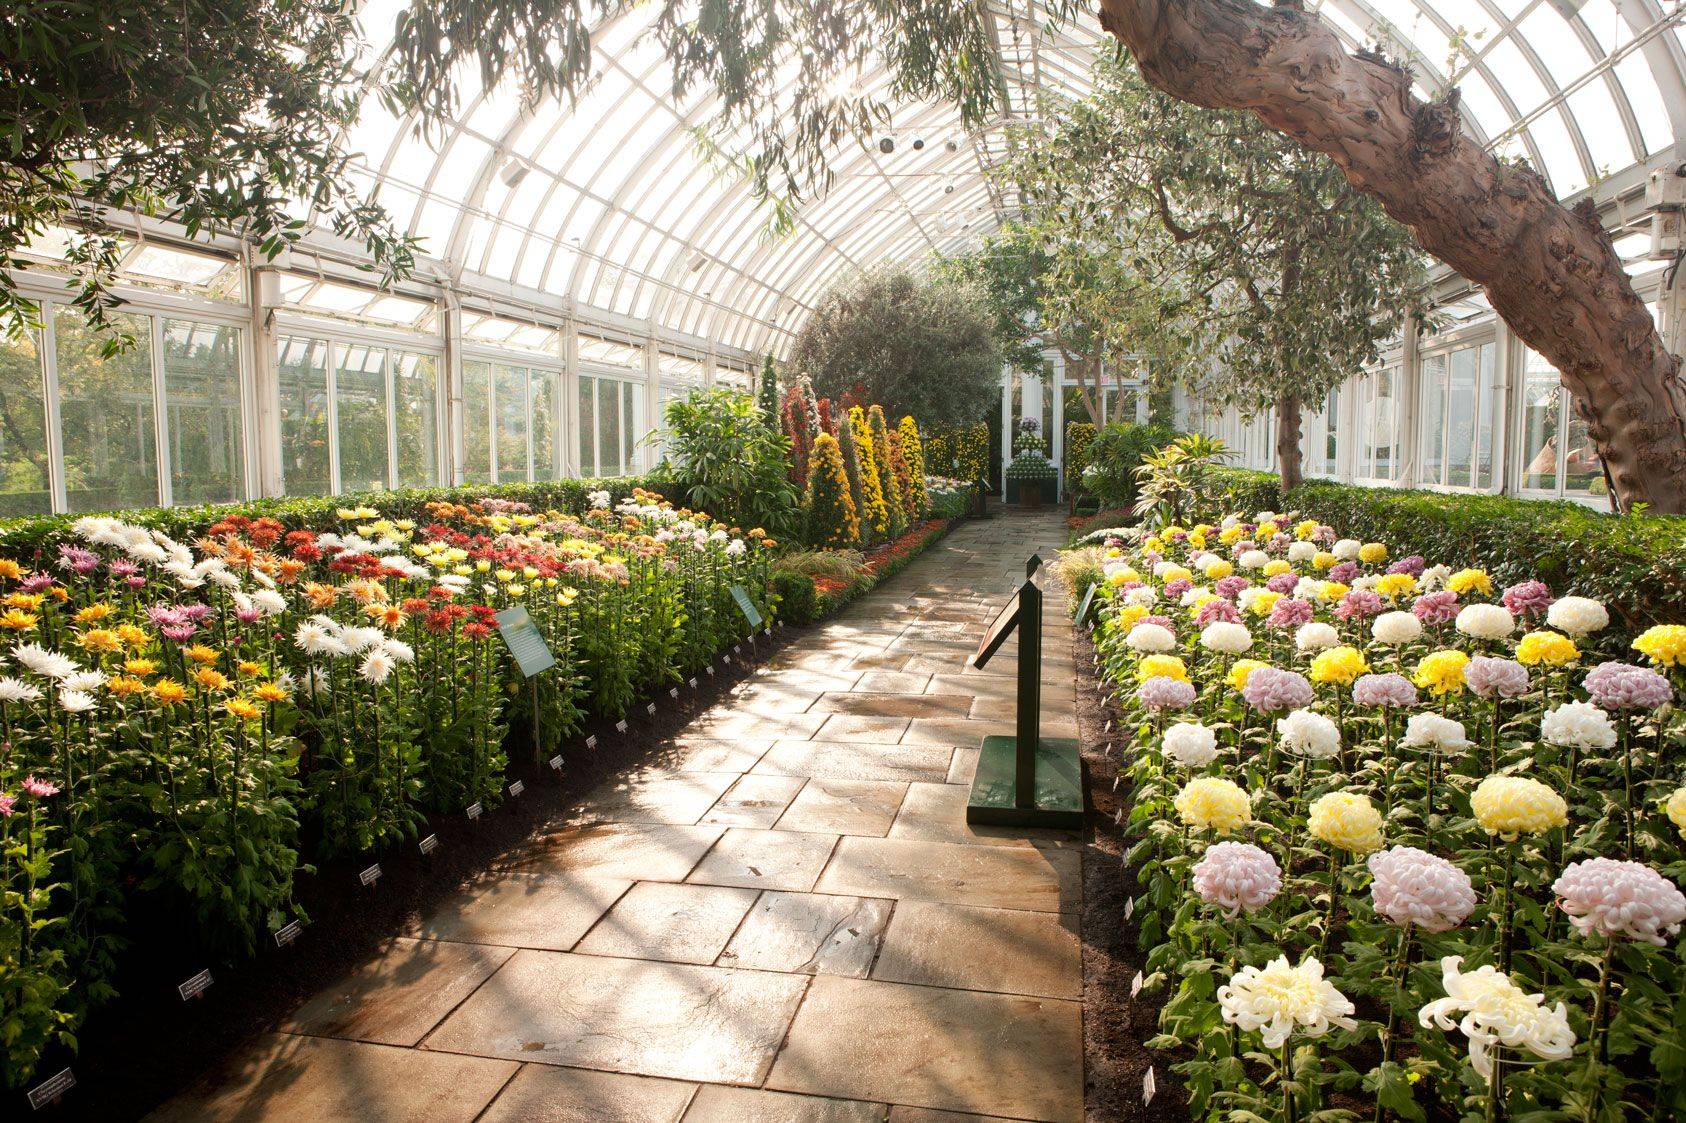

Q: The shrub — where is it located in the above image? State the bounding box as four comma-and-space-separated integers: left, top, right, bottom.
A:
848, 406, 892, 542
803, 433, 859, 548
898, 416, 930, 516
927, 477, 976, 520
659, 387, 800, 538
1065, 421, 1095, 494
775, 548, 868, 579
1193, 468, 1686, 629
770, 569, 820, 625
1082, 421, 1178, 509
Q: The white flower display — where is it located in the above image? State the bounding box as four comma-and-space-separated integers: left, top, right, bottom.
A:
1196, 554, 1228, 575
1123, 586, 1158, 608
1546, 595, 1609, 636
1372, 611, 1423, 646
1402, 712, 1472, 753
1287, 541, 1318, 563
1333, 539, 1362, 561
60, 670, 105, 694
1539, 700, 1617, 751
1295, 622, 1339, 653
1199, 621, 1253, 655
1419, 563, 1452, 591
587, 489, 612, 510
358, 648, 396, 685
1219, 954, 1356, 1048
1162, 722, 1219, 768
1276, 708, 1341, 758
58, 689, 97, 714
1238, 549, 1269, 570
1455, 603, 1515, 641
13, 642, 78, 681
1127, 623, 1177, 653
1418, 957, 1575, 1078
1152, 560, 1181, 579
0, 676, 43, 703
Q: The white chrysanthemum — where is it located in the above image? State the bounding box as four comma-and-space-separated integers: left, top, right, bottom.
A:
252, 589, 288, 616
1295, 622, 1339, 653
1292, 577, 1322, 601
1402, 712, 1472, 753
1352, 574, 1381, 591
1419, 564, 1452, 591
725, 539, 747, 558
1540, 701, 1617, 751
587, 489, 612, 510
1333, 539, 1362, 561
342, 626, 385, 654
1162, 722, 1219, 768
1237, 586, 1267, 612
1196, 554, 1228, 575
1219, 954, 1356, 1048
1455, 603, 1515, 641
13, 642, 79, 680
0, 676, 43, 703
358, 648, 396, 685
1126, 623, 1176, 653
1276, 708, 1340, 758
1239, 549, 1270, 570
379, 638, 416, 664
1180, 586, 1209, 608
1546, 596, 1608, 637
1552, 858, 1686, 946
1287, 541, 1318, 563
1371, 611, 1423, 646
1152, 560, 1181, 579
1200, 621, 1253, 655
1123, 586, 1157, 608
294, 622, 339, 657
60, 670, 105, 694
1418, 957, 1575, 1078
58, 689, 97, 714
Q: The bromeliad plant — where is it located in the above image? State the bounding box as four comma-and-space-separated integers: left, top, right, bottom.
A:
1072, 511, 1686, 1122
0, 485, 774, 1089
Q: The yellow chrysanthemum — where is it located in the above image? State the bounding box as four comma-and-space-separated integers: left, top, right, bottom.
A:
1143, 537, 1163, 553
1313, 552, 1337, 571
1263, 559, 1292, 578
1295, 520, 1319, 541
1414, 650, 1470, 696
1447, 568, 1493, 597
0, 609, 38, 631
1187, 532, 1207, 550
1113, 603, 1148, 629
1174, 777, 1252, 834
224, 698, 263, 721
124, 658, 159, 677
151, 680, 188, 705
1220, 526, 1245, 545
1159, 565, 1193, 585
182, 644, 219, 666
1138, 655, 1190, 683
116, 623, 148, 648
1107, 567, 1140, 588
4, 592, 43, 610
1205, 560, 1234, 581
237, 660, 265, 677
1310, 646, 1370, 686
1247, 591, 1283, 618
1257, 521, 1280, 539
1308, 792, 1384, 854
73, 603, 114, 624
1375, 573, 1418, 600
77, 628, 123, 654
254, 683, 289, 703
1227, 658, 1268, 692
106, 675, 147, 698
1633, 625, 1686, 668
193, 667, 231, 692
1359, 543, 1388, 564
0, 559, 22, 580
1319, 582, 1349, 603
1471, 775, 1568, 839
1515, 630, 1579, 668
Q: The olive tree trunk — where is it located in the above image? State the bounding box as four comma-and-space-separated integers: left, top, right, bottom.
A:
1276, 392, 1304, 492
1098, 0, 1686, 513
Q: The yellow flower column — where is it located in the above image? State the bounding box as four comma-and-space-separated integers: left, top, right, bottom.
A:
849, 406, 891, 542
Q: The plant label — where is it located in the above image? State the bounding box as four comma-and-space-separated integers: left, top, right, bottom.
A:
728, 584, 763, 630
1112, 773, 1121, 792
177, 969, 213, 1001
764, 627, 773, 638
359, 863, 383, 887
27, 1068, 74, 1110
1104, 719, 1113, 734
466, 801, 483, 820
507, 780, 525, 798
273, 919, 303, 948
614, 719, 628, 734
1124, 897, 1135, 920
1142, 1066, 1157, 1106
584, 735, 597, 750
418, 834, 439, 856
687, 677, 698, 689
706, 665, 715, 676
492, 605, 557, 677
646, 702, 657, 716
1131, 970, 1144, 998
548, 754, 563, 772
669, 687, 679, 700
733, 644, 742, 655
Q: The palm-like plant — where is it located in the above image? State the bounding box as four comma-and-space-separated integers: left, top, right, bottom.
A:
1132, 434, 1234, 528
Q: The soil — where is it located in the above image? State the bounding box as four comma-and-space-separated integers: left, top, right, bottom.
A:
1072, 616, 1191, 1123
14, 627, 806, 1122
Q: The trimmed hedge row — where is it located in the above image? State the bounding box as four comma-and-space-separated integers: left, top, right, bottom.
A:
0, 476, 662, 557
1193, 468, 1686, 629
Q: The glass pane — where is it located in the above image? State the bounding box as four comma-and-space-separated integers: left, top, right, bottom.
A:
1419, 355, 1447, 486
577, 375, 596, 477
1475, 344, 1500, 489
335, 344, 389, 491
531, 369, 557, 481
621, 380, 637, 472
600, 378, 623, 476
495, 364, 529, 483
56, 308, 159, 511
1445, 347, 1477, 488
462, 360, 492, 483
0, 327, 52, 515
1520, 352, 1563, 492
1563, 396, 1606, 495
393, 351, 438, 488
278, 335, 330, 496
163, 319, 244, 505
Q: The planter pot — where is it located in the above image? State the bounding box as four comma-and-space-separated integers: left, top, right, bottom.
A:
1018, 481, 1045, 508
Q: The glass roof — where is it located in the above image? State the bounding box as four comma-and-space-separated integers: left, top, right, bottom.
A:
321, 0, 1686, 359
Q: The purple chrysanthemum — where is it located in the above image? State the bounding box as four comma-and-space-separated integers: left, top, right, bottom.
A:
1412, 590, 1460, 625
1266, 573, 1300, 595
1334, 590, 1385, 621
1164, 578, 1192, 600
1583, 661, 1674, 711
1214, 576, 1250, 601
1139, 677, 1197, 713
1387, 555, 1427, 578
1197, 598, 1244, 627
1352, 672, 1418, 709
1501, 580, 1554, 621
1267, 598, 1314, 631
1242, 667, 1314, 714
1465, 656, 1531, 700
1328, 561, 1360, 585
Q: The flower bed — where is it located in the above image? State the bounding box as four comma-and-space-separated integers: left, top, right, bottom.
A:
787, 518, 959, 621
0, 486, 772, 1088
1073, 511, 1685, 1121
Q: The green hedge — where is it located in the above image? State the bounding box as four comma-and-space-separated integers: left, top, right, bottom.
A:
0, 475, 662, 558
1193, 468, 1686, 629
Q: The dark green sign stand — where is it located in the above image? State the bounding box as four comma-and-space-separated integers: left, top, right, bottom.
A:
966, 554, 1083, 829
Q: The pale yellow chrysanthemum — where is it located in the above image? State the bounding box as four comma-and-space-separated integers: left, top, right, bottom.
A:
1471, 775, 1568, 839
1174, 777, 1252, 834
1308, 792, 1384, 854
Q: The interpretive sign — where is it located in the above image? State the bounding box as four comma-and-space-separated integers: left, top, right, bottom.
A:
27, 1068, 74, 1110
274, 919, 303, 948
493, 606, 556, 677
177, 969, 213, 1001
729, 584, 764, 630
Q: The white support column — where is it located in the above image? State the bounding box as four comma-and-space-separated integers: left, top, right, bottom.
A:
998, 365, 1012, 484
643, 335, 660, 473
1492, 318, 1517, 496
441, 294, 465, 486
561, 319, 580, 477
249, 266, 284, 498
1394, 314, 1422, 486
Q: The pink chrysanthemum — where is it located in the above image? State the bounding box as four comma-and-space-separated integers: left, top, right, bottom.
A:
1197, 598, 1244, 627
1553, 858, 1686, 946
1241, 667, 1314, 714
1501, 580, 1554, 620
1368, 846, 1477, 933
1138, 677, 1196, 712
1583, 661, 1674, 711
1465, 656, 1531, 700
1192, 841, 1282, 918
1351, 672, 1418, 709
1412, 590, 1460, 625
1266, 598, 1314, 631
1334, 590, 1384, 621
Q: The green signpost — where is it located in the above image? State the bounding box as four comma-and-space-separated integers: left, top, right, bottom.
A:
495, 605, 557, 767
966, 554, 1083, 829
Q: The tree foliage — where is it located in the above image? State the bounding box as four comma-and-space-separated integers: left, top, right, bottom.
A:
657, 387, 798, 536
789, 266, 1001, 429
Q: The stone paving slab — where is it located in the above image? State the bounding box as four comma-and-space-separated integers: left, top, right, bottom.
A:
408, 873, 631, 951
569, 769, 739, 825
686, 827, 839, 892
477, 1065, 697, 1123
426, 950, 809, 1084
774, 778, 909, 836
872, 901, 1080, 1000
718, 890, 892, 977
700, 773, 808, 827
683, 1085, 887, 1121
815, 714, 915, 743
814, 837, 1080, 913
574, 881, 761, 964
753, 740, 954, 783
282, 937, 513, 1046
508, 823, 724, 882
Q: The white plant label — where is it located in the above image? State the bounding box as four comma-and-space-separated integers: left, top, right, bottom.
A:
1143, 1067, 1157, 1105
507, 780, 525, 797
418, 834, 439, 856
359, 863, 382, 887
177, 969, 213, 1001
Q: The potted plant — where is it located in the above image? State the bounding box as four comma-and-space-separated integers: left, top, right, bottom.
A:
1005, 418, 1058, 507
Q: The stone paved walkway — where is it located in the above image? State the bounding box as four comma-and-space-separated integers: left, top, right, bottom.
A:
152, 511, 1081, 1123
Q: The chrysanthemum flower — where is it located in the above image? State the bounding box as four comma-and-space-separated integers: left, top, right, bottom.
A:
1516, 630, 1579, 668
1413, 650, 1470, 695
1545, 596, 1608, 637
1471, 775, 1568, 838
1402, 712, 1471, 753
1465, 656, 1530, 700
1371, 610, 1423, 646
1455, 603, 1515, 641
1351, 672, 1417, 709
1227, 658, 1267, 692
1308, 791, 1383, 853
1633, 624, 1686, 668
1173, 777, 1252, 834
1418, 957, 1575, 1078
1309, 646, 1369, 686
1539, 700, 1617, 751
1447, 569, 1493, 597
1162, 722, 1218, 768
1243, 667, 1314, 713
1137, 654, 1189, 683
1219, 954, 1356, 1048
1368, 846, 1477, 932
1295, 622, 1339, 652
1583, 661, 1674, 711
1665, 787, 1686, 840
1359, 543, 1388, 564
1193, 841, 1281, 917
1553, 858, 1686, 946
1277, 708, 1341, 758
